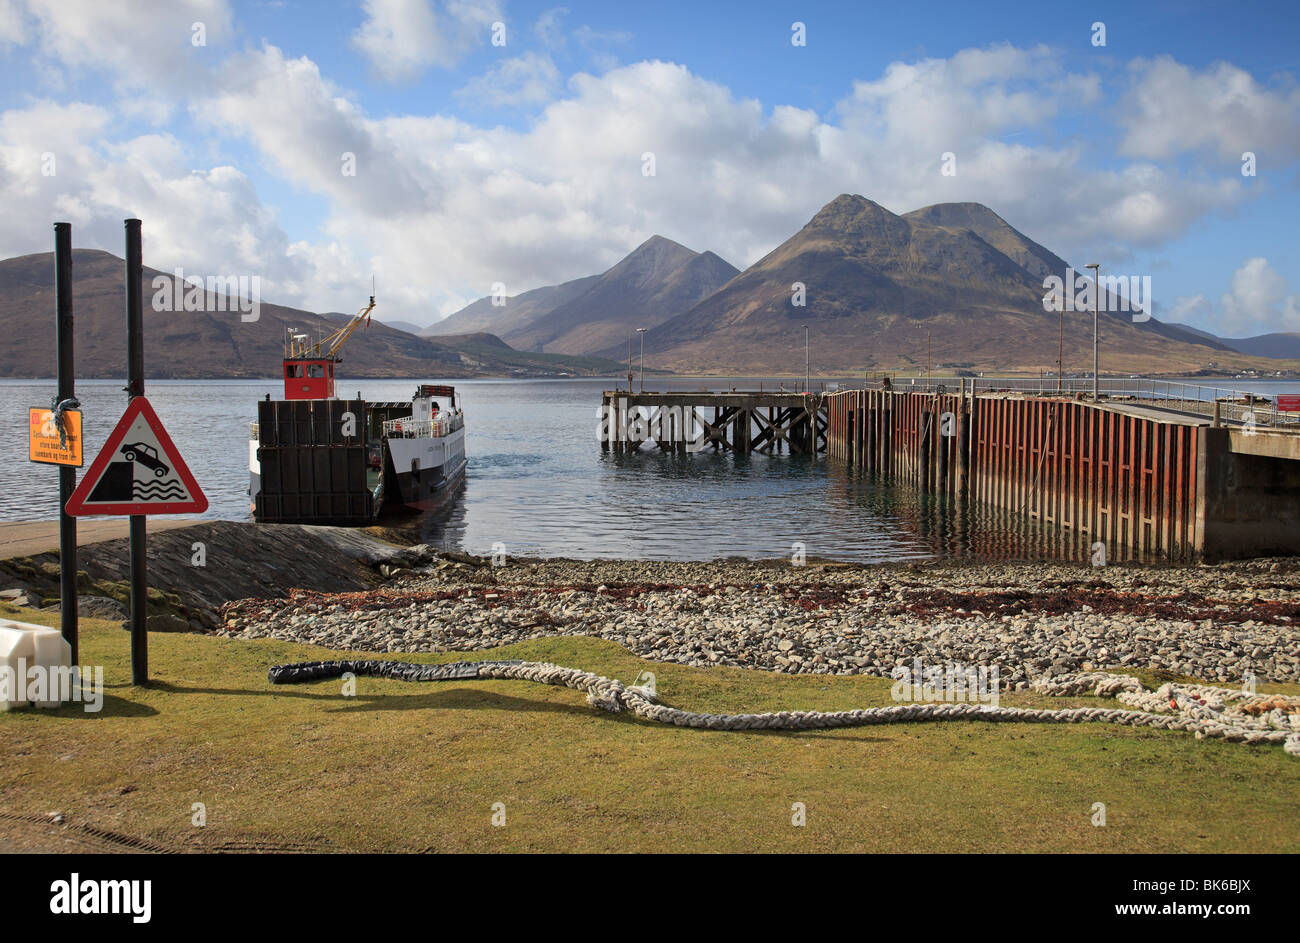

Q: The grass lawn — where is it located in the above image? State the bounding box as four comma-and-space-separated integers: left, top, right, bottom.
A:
2, 604, 1298, 853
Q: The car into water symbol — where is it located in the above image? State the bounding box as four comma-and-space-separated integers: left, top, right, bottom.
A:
121, 441, 170, 477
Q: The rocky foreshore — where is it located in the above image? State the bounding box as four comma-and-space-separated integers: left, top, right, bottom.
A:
217, 547, 1300, 689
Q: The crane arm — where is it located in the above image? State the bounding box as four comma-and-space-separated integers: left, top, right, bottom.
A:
309, 296, 376, 359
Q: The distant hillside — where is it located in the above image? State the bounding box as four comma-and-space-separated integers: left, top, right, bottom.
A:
0, 250, 623, 379
425, 235, 738, 356
376, 318, 426, 334
423, 273, 600, 338
1159, 324, 1300, 360
628, 194, 1290, 376
436, 333, 631, 376
505, 236, 739, 354
1220, 332, 1300, 359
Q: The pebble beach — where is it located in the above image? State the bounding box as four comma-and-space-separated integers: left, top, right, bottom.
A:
219, 548, 1300, 690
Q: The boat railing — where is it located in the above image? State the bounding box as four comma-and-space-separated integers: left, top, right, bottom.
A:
383, 413, 463, 438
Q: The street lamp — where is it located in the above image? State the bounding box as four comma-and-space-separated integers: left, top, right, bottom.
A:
1085, 263, 1100, 401
1053, 292, 1064, 393
926, 327, 931, 391
636, 328, 647, 393
803, 324, 809, 392
626, 329, 635, 392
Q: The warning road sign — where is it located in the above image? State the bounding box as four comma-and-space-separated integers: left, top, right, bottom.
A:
65, 396, 208, 516
29, 407, 83, 466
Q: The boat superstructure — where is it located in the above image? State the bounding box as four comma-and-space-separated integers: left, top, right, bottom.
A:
248, 297, 467, 525
382, 384, 467, 512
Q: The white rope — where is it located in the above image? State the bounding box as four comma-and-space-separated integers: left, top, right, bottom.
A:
269, 660, 1300, 756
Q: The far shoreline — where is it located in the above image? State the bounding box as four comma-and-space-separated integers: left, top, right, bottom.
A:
3, 372, 1299, 382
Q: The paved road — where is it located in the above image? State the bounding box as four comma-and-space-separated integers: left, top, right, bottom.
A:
0, 519, 202, 559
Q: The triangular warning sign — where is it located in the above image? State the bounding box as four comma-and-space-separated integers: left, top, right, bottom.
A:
66, 396, 208, 516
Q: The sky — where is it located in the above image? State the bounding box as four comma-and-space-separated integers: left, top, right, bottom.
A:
1, 0, 1298, 336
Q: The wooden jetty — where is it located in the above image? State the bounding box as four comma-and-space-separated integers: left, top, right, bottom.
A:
600, 391, 828, 455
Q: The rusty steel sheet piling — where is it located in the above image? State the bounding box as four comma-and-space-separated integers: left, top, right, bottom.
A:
825, 383, 1300, 561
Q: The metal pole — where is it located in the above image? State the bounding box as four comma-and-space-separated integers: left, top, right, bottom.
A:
637, 328, 645, 393
54, 222, 78, 663
627, 330, 634, 393
1057, 298, 1064, 393
1086, 263, 1100, 401
125, 218, 148, 685
804, 325, 809, 392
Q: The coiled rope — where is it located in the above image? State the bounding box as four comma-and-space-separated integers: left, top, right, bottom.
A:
49, 395, 80, 449
267, 660, 1300, 755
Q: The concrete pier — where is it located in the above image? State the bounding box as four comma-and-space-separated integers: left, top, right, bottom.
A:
826, 381, 1300, 561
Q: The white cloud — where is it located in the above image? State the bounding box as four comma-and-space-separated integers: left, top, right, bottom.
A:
0, 0, 28, 45
1164, 294, 1212, 326
573, 24, 631, 72
203, 45, 435, 217
1218, 257, 1300, 334
0, 101, 300, 294
1119, 57, 1300, 163
1167, 260, 1300, 336
840, 44, 1070, 151
351, 0, 501, 82
533, 7, 568, 50
3, 27, 1290, 328
18, 0, 232, 89
457, 52, 561, 107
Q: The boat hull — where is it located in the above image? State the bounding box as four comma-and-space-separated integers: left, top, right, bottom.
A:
250, 396, 465, 526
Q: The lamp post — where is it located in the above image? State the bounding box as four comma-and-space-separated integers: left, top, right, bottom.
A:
1085, 263, 1100, 401
636, 327, 646, 393
803, 324, 809, 392
626, 329, 634, 392
926, 328, 931, 391
1055, 293, 1064, 393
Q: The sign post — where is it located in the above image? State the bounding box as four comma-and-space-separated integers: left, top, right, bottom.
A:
55, 222, 78, 662
125, 219, 148, 684
64, 392, 208, 683
63, 220, 207, 685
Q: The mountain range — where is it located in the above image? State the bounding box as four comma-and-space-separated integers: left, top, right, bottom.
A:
2, 197, 1295, 379
425, 195, 1295, 376
0, 250, 625, 379
424, 234, 739, 355
624, 196, 1273, 375
1168, 324, 1300, 360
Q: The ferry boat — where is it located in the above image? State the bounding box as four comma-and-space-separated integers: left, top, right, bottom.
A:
249, 296, 467, 525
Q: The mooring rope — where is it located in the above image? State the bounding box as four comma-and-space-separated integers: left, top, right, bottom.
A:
268, 660, 1300, 755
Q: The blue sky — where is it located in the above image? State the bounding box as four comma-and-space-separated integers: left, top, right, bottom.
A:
2, 0, 1298, 335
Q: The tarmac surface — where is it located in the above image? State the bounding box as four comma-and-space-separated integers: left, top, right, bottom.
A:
0, 519, 202, 560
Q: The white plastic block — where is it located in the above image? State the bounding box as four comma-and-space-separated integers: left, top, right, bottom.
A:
0, 618, 73, 709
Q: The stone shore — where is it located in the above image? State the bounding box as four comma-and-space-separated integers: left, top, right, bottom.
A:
219, 547, 1300, 689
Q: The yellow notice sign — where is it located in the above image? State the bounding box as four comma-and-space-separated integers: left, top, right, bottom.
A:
29, 407, 83, 467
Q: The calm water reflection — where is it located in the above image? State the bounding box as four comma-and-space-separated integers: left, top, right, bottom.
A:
5, 376, 1297, 563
